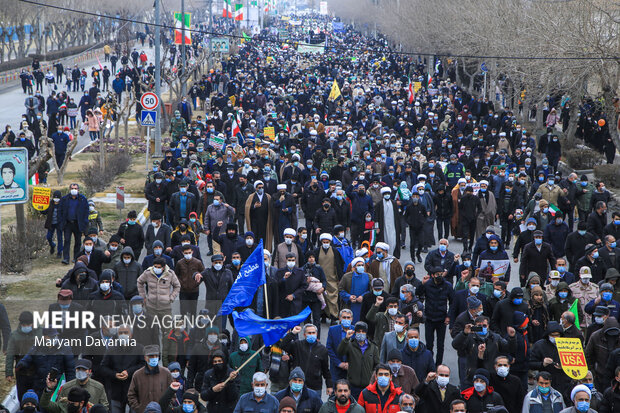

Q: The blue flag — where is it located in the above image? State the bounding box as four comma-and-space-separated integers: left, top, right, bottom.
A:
219, 239, 265, 315
232, 307, 312, 346
332, 236, 354, 272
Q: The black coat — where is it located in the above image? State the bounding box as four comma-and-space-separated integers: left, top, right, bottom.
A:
519, 241, 556, 282
116, 222, 145, 259
145, 181, 167, 215
375, 199, 402, 253
198, 366, 239, 413
565, 231, 598, 270
100, 344, 145, 402
280, 332, 333, 391
414, 379, 461, 413
587, 211, 607, 239
77, 248, 112, 276
403, 201, 427, 229
490, 295, 529, 335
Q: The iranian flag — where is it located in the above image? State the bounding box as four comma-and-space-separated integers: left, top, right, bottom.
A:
29, 173, 39, 186
232, 117, 241, 137
427, 73, 433, 87
407, 77, 414, 104
234, 3, 244, 21
223, 0, 234, 18
549, 203, 561, 216
174, 12, 191, 44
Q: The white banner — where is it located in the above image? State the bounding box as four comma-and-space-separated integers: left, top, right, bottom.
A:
478, 259, 510, 278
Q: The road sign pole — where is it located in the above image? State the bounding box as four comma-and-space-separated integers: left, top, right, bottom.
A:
484, 72, 487, 100
146, 127, 150, 172
154, 0, 162, 158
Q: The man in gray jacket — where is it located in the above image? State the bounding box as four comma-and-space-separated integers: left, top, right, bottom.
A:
204, 193, 235, 256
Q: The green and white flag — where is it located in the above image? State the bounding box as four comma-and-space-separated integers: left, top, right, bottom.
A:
174, 12, 191, 44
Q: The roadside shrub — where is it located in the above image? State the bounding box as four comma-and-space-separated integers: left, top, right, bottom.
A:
1, 217, 48, 273
594, 164, 620, 188
81, 154, 132, 194
564, 148, 603, 170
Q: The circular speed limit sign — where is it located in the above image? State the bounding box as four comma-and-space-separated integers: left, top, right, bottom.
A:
140, 92, 159, 110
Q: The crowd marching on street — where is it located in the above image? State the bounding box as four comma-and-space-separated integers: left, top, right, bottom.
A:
0, 10, 620, 413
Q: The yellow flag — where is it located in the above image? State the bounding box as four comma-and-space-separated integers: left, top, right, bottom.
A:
555, 337, 588, 380
328, 79, 341, 101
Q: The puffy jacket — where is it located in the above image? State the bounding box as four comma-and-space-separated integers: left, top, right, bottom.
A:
114, 246, 143, 299
417, 278, 454, 321
357, 381, 403, 413
137, 266, 181, 311
585, 317, 620, 380
547, 282, 584, 324
522, 387, 565, 413
281, 332, 332, 391
5, 327, 42, 377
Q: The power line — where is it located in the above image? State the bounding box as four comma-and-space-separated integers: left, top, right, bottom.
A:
17, 0, 620, 61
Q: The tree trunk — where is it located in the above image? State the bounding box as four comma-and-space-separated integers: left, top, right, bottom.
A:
565, 102, 579, 147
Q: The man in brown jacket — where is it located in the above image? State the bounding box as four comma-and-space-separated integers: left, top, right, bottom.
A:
128, 344, 172, 413
368, 242, 403, 292
174, 244, 205, 318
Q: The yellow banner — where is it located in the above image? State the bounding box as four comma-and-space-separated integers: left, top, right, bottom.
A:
414, 82, 422, 93
31, 186, 51, 211
263, 127, 275, 141
555, 337, 587, 380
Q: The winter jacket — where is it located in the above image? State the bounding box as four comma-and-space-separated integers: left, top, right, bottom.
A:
401, 342, 436, 383
460, 386, 504, 413
16, 345, 76, 394
585, 317, 620, 381
58, 377, 109, 408
275, 386, 323, 413
424, 249, 456, 274
144, 223, 172, 255
59, 193, 89, 233
162, 329, 190, 368
127, 366, 173, 413
5, 327, 42, 377
137, 266, 181, 311
489, 372, 526, 413
100, 343, 145, 403
228, 336, 261, 395
318, 396, 365, 413
519, 241, 556, 283
199, 267, 234, 301
336, 337, 380, 388
174, 256, 204, 293
490, 290, 530, 335
547, 282, 584, 324
544, 221, 570, 258
281, 332, 332, 391
114, 246, 143, 299
521, 387, 565, 413
414, 380, 461, 413
417, 278, 454, 322
116, 221, 145, 259
198, 365, 239, 413
187, 341, 229, 390
357, 381, 403, 413
314, 207, 338, 235
451, 330, 515, 384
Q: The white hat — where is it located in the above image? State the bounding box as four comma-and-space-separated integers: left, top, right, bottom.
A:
458, 178, 467, 184
418, 174, 427, 180
351, 257, 365, 268
277, 184, 287, 190
380, 187, 391, 194
283, 228, 296, 237
356, 248, 369, 257
375, 242, 389, 251
570, 385, 591, 402
254, 180, 264, 189
310, 129, 318, 136
263, 249, 271, 257
319, 233, 333, 242
480, 180, 489, 186
417, 183, 425, 190
499, 132, 506, 137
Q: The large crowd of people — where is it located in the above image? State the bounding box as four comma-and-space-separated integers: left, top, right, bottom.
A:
0, 10, 619, 413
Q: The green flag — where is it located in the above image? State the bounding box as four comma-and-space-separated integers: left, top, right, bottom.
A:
50, 373, 66, 402
569, 299, 580, 329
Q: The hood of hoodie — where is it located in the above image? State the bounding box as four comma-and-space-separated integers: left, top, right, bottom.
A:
527, 272, 541, 285
554, 282, 572, 299
70, 261, 90, 282
121, 246, 135, 261
144, 402, 162, 413
237, 335, 252, 353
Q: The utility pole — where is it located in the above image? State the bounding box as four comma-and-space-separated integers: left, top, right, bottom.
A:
154, 0, 162, 156
181, 0, 187, 96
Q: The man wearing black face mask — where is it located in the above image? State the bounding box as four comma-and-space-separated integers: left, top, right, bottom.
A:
19, 390, 39, 413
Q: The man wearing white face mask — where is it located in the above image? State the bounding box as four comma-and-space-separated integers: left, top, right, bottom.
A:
415, 365, 460, 412
338, 257, 370, 324
60, 183, 90, 265
273, 228, 303, 269
378, 313, 408, 364
489, 356, 525, 413
233, 372, 279, 413
275, 253, 307, 317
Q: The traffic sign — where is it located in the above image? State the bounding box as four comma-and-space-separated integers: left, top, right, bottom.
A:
141, 110, 157, 126
116, 186, 124, 210
140, 92, 159, 110
480, 62, 488, 73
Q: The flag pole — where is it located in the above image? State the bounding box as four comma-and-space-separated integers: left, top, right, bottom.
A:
263, 284, 270, 319
222, 344, 266, 385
